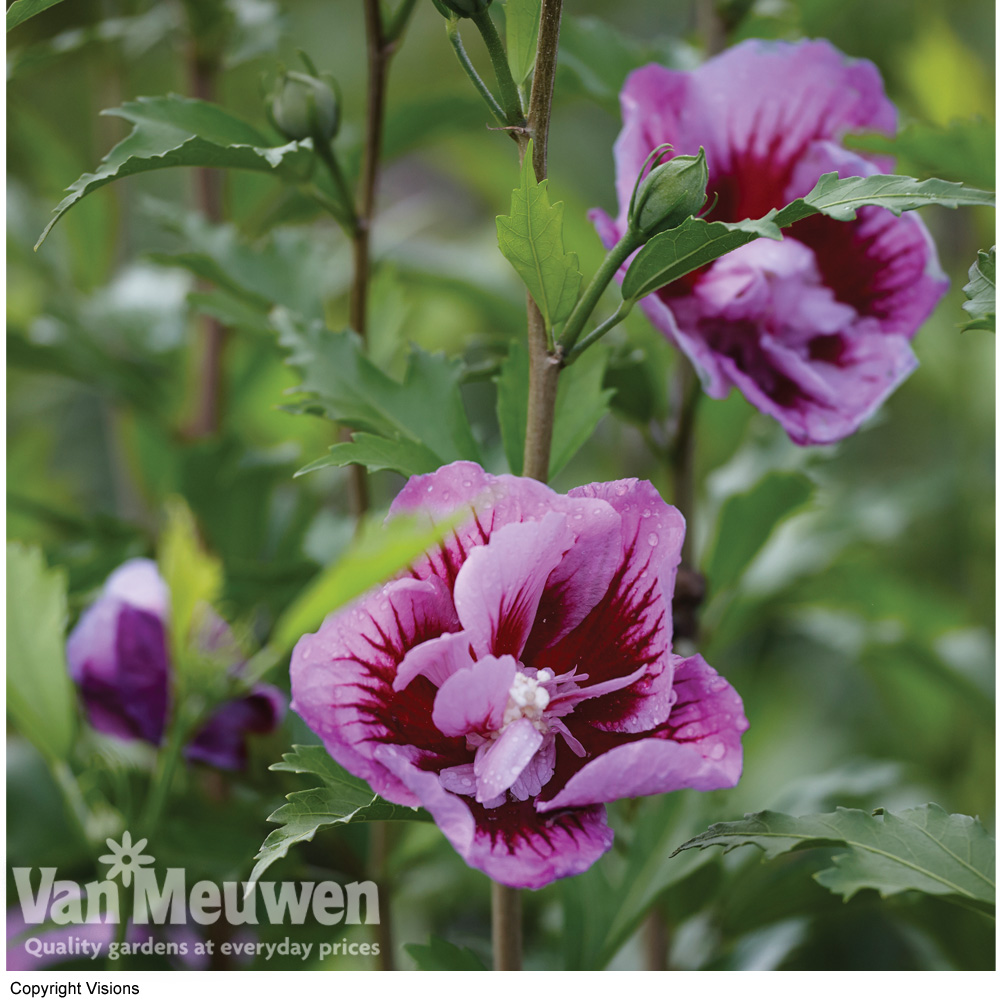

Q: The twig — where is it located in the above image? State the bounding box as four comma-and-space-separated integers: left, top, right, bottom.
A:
519, 0, 564, 486
185, 49, 228, 438
491, 882, 523, 970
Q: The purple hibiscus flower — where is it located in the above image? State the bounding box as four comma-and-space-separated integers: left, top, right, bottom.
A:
291, 462, 747, 889
591, 38, 949, 445
66, 559, 285, 770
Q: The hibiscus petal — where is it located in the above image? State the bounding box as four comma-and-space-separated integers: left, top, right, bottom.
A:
103, 558, 170, 618
290, 576, 461, 805
391, 463, 622, 643
67, 598, 169, 745
473, 717, 544, 803
186, 685, 287, 770
536, 480, 683, 733
432, 655, 517, 738
452, 513, 575, 659
538, 654, 748, 810
376, 745, 614, 889
393, 631, 474, 692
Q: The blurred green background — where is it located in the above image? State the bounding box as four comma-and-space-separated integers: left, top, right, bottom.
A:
6, 0, 995, 971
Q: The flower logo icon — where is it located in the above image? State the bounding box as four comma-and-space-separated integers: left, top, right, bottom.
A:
98, 831, 155, 887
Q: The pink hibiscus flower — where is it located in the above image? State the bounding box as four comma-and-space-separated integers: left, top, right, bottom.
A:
291, 463, 747, 888
592, 38, 949, 445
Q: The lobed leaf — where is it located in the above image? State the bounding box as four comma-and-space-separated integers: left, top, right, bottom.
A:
275, 308, 481, 475
250, 745, 429, 884
6, 543, 76, 762
961, 247, 996, 333
36, 96, 315, 248
847, 118, 996, 190
497, 142, 583, 332
623, 172, 994, 301
673, 804, 995, 912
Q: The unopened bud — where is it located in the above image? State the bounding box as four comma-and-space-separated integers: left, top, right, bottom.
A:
629, 147, 709, 239
268, 70, 340, 144
433, 0, 493, 18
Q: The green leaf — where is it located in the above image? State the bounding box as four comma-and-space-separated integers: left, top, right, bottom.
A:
250, 745, 430, 883
705, 471, 814, 592
623, 172, 994, 301
404, 936, 488, 971
621, 216, 779, 301
961, 247, 996, 333
296, 433, 443, 479
157, 496, 223, 678
674, 804, 996, 912
505, 0, 541, 85
269, 511, 462, 656
6, 543, 76, 761
7, 0, 66, 32
594, 792, 718, 967
276, 309, 481, 471
781, 171, 996, 223
494, 337, 613, 479
496, 141, 583, 332
495, 338, 530, 475
550, 342, 614, 479
847, 118, 996, 190
36, 96, 315, 248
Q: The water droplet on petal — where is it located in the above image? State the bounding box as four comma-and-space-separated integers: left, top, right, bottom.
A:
647, 532, 659, 547
641, 508, 651, 518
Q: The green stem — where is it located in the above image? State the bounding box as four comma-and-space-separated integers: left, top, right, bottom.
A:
446, 18, 506, 124
139, 713, 189, 836
564, 299, 634, 363
558, 232, 639, 354
51, 759, 94, 848
316, 142, 358, 232
470, 9, 525, 126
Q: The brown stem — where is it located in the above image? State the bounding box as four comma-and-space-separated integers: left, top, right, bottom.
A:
185, 52, 228, 438
491, 881, 523, 971
355, 0, 402, 967
518, 0, 564, 487
643, 906, 670, 970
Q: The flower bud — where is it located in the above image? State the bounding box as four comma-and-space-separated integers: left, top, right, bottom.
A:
629, 147, 709, 239
433, 0, 493, 17
268, 70, 340, 144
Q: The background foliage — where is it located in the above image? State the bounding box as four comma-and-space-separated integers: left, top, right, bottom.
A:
6, 0, 995, 971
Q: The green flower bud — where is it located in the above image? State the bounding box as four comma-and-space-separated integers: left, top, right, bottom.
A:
268, 70, 340, 145
629, 146, 709, 239
433, 0, 493, 18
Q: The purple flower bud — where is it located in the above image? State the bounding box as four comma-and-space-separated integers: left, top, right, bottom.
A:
66, 559, 285, 770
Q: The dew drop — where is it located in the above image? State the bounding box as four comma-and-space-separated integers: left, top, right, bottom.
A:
641, 508, 651, 518
647, 532, 659, 547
